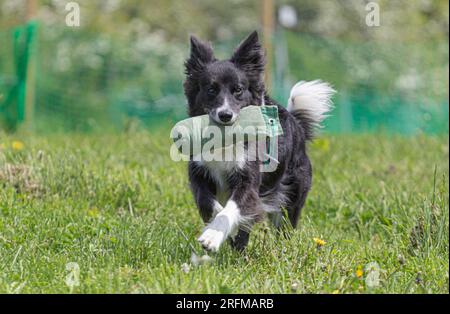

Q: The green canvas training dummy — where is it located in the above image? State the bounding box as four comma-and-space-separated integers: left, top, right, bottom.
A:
170, 105, 283, 162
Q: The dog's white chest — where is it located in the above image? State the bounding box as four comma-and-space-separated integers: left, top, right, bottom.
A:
203, 160, 238, 185
195, 145, 247, 206
201, 158, 245, 206
204, 161, 234, 199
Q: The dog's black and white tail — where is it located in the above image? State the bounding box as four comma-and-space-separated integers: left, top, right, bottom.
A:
287, 80, 336, 141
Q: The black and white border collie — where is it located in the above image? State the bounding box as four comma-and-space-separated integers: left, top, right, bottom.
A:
183, 31, 335, 252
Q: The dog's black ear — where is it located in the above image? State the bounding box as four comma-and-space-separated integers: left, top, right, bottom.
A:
231, 31, 265, 78
185, 36, 215, 77
184, 36, 215, 115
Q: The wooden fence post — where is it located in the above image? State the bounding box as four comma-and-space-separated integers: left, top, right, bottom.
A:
262, 0, 274, 91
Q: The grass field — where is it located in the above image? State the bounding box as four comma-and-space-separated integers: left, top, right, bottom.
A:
0, 130, 448, 294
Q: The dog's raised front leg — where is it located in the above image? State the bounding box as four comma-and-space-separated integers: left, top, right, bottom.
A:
198, 162, 262, 252
198, 198, 241, 251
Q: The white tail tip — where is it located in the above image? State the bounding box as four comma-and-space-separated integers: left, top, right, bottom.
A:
287, 80, 336, 129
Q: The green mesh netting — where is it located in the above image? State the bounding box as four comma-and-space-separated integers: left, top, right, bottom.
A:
0, 24, 448, 134
0, 22, 38, 131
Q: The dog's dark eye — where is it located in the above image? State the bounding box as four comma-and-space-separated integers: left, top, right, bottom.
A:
207, 87, 217, 97
234, 86, 243, 97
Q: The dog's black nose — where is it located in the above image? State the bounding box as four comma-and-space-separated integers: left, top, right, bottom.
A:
218, 111, 233, 123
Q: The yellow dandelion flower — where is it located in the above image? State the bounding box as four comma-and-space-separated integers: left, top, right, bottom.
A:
87, 207, 100, 218
313, 237, 326, 246
12, 141, 24, 151
311, 138, 330, 152
331, 289, 339, 294
356, 266, 364, 278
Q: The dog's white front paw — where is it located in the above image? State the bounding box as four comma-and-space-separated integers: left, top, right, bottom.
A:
198, 228, 225, 252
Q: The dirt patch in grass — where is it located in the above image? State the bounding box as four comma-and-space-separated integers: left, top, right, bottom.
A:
0, 163, 42, 195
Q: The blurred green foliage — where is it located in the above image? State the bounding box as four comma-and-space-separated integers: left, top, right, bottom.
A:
0, 0, 448, 133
